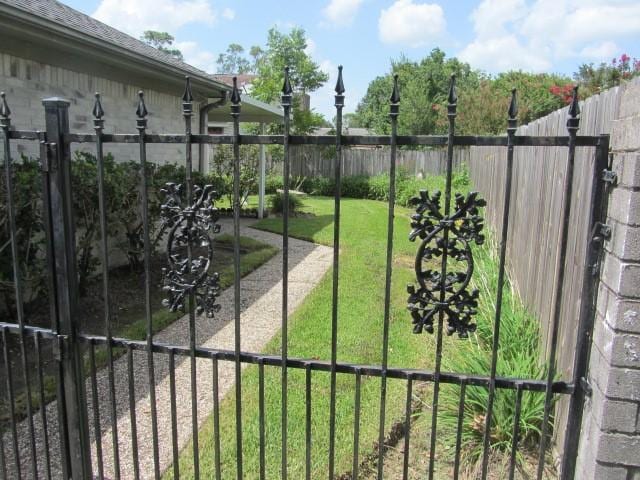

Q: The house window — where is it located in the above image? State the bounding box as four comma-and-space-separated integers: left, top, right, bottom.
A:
208, 126, 224, 134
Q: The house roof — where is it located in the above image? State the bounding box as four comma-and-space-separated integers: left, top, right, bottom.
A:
2, 0, 219, 83
0, 0, 283, 122
212, 74, 258, 89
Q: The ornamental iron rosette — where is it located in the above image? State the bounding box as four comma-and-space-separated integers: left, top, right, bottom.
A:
407, 190, 486, 338
160, 182, 222, 317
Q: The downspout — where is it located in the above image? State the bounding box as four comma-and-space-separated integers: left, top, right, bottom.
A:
198, 92, 228, 172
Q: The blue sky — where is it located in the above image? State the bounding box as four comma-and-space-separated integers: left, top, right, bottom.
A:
63, 0, 640, 119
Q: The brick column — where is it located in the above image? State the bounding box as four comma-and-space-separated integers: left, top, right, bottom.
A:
575, 80, 640, 479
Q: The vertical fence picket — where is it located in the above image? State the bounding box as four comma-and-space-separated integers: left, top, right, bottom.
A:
480, 89, 519, 479
328, 66, 345, 480
427, 74, 458, 480
376, 74, 400, 480
537, 87, 581, 480
230, 77, 244, 480
280, 67, 292, 480
92, 93, 121, 480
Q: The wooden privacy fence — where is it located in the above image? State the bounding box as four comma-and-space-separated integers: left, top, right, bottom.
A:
468, 81, 627, 456
283, 145, 467, 177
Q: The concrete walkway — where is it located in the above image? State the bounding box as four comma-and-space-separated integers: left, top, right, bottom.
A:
3, 219, 332, 479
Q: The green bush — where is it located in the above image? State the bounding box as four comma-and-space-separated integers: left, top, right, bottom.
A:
340, 175, 370, 198
269, 192, 303, 215
438, 239, 550, 469
265, 174, 284, 194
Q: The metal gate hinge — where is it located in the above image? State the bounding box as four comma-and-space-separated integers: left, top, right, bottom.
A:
579, 377, 592, 397
594, 222, 612, 241
52, 334, 69, 362
601, 169, 617, 185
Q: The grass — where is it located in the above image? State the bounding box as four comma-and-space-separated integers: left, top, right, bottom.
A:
167, 177, 550, 478
0, 234, 278, 432
167, 180, 449, 479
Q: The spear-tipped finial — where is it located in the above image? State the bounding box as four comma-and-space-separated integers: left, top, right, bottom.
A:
0, 92, 10, 129
390, 74, 400, 104
136, 91, 148, 118
568, 85, 580, 118
567, 85, 580, 132
508, 88, 518, 120
282, 66, 293, 96
182, 76, 193, 103
447, 74, 457, 105
389, 74, 400, 118
92, 93, 104, 119
231, 77, 241, 105
335, 65, 345, 95
281, 67, 292, 110
0, 92, 10, 119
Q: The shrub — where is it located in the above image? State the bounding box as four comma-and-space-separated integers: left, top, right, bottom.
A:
265, 174, 284, 194
438, 239, 550, 470
269, 192, 303, 215
341, 175, 369, 198
367, 173, 390, 201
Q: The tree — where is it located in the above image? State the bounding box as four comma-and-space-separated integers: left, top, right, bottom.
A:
353, 49, 480, 135
216, 43, 252, 74
250, 27, 329, 133
140, 30, 183, 61
574, 53, 640, 97
453, 71, 573, 134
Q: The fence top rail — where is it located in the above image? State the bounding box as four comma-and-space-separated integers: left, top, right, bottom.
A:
2, 130, 607, 147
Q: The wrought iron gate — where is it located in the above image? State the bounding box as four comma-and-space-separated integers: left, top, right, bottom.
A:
0, 69, 610, 480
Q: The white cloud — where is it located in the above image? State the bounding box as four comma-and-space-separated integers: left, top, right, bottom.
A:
579, 41, 619, 60
305, 38, 317, 57
222, 7, 235, 20
458, 0, 640, 72
174, 41, 217, 72
459, 35, 551, 72
93, 0, 217, 36
322, 0, 364, 27
378, 1, 445, 48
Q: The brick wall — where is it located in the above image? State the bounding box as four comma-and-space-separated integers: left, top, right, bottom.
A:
0, 52, 196, 165
575, 81, 640, 479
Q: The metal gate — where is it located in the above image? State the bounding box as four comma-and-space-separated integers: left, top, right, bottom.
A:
0, 69, 609, 479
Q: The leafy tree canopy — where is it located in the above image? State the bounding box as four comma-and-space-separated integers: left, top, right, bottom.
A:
353, 48, 579, 135
574, 54, 640, 97
216, 43, 252, 74
140, 30, 183, 61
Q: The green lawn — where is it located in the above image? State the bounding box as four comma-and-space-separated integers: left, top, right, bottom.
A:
167, 177, 550, 478
166, 183, 451, 479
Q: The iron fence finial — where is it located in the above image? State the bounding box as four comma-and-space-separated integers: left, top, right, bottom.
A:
282, 66, 293, 96
136, 91, 148, 119
508, 88, 518, 120
569, 85, 580, 118
0, 92, 10, 121
231, 77, 241, 106
281, 67, 292, 109
447, 74, 457, 106
390, 74, 400, 117
182, 76, 193, 103
334, 66, 345, 109
335, 65, 345, 95
508, 88, 518, 133
182, 76, 193, 117
92, 93, 104, 120
567, 85, 580, 131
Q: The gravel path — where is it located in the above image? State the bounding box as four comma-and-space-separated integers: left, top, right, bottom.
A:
2, 219, 332, 479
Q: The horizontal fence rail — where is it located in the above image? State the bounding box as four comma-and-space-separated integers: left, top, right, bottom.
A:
0, 70, 607, 480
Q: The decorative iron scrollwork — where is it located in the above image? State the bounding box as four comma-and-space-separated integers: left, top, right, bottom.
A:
160, 182, 222, 317
407, 190, 486, 338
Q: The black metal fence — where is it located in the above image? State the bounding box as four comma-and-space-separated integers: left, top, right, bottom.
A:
0, 68, 609, 480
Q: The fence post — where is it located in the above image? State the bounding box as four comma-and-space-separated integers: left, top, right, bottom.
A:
42, 97, 93, 479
